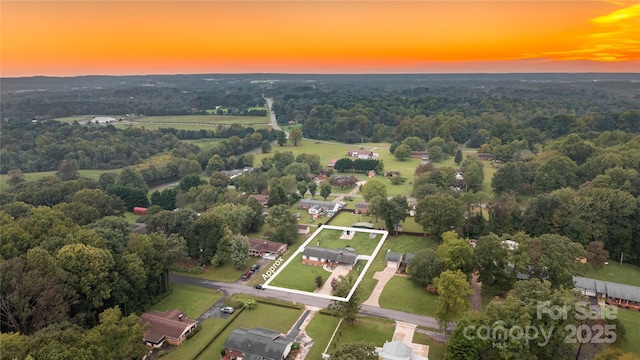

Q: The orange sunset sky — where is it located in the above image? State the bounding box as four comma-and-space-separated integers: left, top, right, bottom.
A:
1, 0, 639, 77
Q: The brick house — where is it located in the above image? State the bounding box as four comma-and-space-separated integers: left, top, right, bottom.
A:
140, 310, 198, 348
247, 238, 288, 258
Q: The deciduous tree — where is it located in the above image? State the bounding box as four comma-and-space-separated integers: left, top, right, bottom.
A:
433, 270, 472, 333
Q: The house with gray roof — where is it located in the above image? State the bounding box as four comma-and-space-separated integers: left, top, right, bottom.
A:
223, 327, 293, 360
377, 340, 428, 360
573, 276, 640, 310
302, 246, 359, 267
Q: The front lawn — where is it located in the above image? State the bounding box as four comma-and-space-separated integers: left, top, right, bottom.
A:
150, 283, 223, 319
269, 254, 332, 292
584, 262, 640, 287
196, 299, 303, 359
379, 276, 439, 317
328, 316, 395, 351
305, 313, 342, 359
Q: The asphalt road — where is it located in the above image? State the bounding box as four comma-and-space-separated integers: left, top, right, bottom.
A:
170, 273, 453, 331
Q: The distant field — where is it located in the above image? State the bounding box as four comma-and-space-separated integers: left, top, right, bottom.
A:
185, 138, 225, 151
54, 114, 269, 130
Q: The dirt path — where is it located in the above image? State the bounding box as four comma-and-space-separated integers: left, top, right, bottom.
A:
471, 272, 482, 311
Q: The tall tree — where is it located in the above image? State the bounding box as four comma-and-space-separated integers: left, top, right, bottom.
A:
56, 160, 80, 181
307, 181, 318, 198
433, 270, 472, 333
472, 233, 514, 294
229, 234, 250, 270
288, 128, 303, 146
454, 149, 463, 165
261, 139, 272, 153
360, 179, 387, 202
328, 274, 362, 325
276, 131, 287, 147
297, 181, 308, 198
320, 182, 332, 200
266, 205, 298, 245
394, 144, 411, 161
415, 193, 464, 242
82, 307, 148, 360
585, 241, 609, 271
407, 249, 446, 287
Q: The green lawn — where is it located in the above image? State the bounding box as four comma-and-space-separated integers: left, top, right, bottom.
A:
379, 276, 439, 317
358, 234, 438, 303
269, 254, 332, 292
185, 138, 225, 152
312, 229, 382, 256
412, 331, 445, 360
196, 300, 303, 359
150, 283, 223, 319
328, 211, 425, 233
584, 262, 640, 287
256, 142, 361, 172
328, 316, 395, 351
305, 313, 342, 359
176, 262, 245, 282
159, 317, 228, 360
615, 308, 640, 355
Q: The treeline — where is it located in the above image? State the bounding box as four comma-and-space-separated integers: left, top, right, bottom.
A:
410, 132, 640, 265
0, 118, 279, 175
270, 84, 639, 144
1, 86, 265, 121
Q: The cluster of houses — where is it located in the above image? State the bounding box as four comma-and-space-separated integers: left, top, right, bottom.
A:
299, 198, 345, 218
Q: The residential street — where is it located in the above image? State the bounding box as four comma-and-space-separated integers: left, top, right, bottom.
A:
170, 273, 454, 331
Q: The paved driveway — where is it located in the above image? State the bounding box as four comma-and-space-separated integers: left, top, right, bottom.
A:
363, 267, 396, 307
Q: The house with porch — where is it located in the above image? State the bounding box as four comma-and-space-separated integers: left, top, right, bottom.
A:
140, 310, 198, 348
223, 327, 293, 360
301, 246, 359, 268
248, 238, 288, 259
573, 276, 640, 310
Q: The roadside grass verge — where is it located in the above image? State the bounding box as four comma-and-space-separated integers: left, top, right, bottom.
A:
305, 313, 342, 359
150, 283, 223, 319
378, 276, 438, 317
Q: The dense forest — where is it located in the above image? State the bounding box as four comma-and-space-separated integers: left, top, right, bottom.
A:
1, 73, 639, 359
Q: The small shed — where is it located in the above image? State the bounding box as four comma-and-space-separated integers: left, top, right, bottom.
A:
133, 207, 148, 215
385, 251, 403, 269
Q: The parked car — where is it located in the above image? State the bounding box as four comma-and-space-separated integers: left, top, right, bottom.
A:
241, 270, 252, 281
254, 284, 264, 290
250, 263, 260, 272
221, 306, 235, 314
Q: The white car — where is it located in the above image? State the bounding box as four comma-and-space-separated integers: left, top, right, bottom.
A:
221, 306, 235, 314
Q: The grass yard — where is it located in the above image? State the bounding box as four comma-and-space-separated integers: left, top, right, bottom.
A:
159, 317, 228, 360
269, 254, 332, 292
150, 283, 223, 319
313, 229, 382, 256
412, 331, 445, 360
305, 313, 342, 359
328, 316, 395, 351
327, 211, 425, 234
196, 300, 303, 359
177, 262, 245, 283
185, 138, 225, 152
584, 262, 640, 287
358, 234, 438, 302
256, 142, 356, 171
615, 308, 640, 355
378, 276, 439, 317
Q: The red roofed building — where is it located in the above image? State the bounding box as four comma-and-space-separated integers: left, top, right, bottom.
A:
248, 194, 269, 206
248, 238, 288, 259
140, 310, 198, 348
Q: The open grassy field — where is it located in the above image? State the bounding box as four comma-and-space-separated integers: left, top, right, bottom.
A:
196, 300, 303, 359
328, 316, 395, 350
305, 313, 342, 359
378, 276, 439, 317
313, 229, 383, 256
175, 261, 246, 283
185, 138, 225, 152
584, 262, 640, 287
150, 283, 222, 319
615, 308, 640, 355
255, 142, 364, 171
269, 254, 332, 292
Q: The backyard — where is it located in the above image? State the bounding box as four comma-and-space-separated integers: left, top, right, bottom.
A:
150, 283, 223, 319
312, 229, 382, 256
584, 261, 640, 287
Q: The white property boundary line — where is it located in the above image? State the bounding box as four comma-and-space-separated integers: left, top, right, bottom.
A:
262, 225, 389, 302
